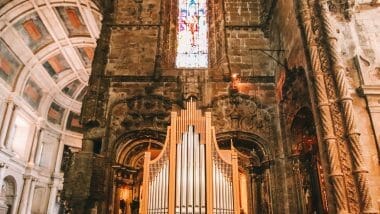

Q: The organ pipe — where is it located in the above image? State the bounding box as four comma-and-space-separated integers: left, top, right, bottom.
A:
141, 101, 240, 214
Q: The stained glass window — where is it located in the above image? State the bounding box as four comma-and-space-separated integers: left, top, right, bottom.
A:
176, 0, 208, 68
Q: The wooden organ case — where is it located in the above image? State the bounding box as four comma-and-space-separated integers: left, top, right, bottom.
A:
141, 101, 240, 213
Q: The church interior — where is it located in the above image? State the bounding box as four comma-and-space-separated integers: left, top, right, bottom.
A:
0, 0, 380, 213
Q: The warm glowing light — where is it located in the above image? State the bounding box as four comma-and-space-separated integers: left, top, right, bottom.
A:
176, 0, 208, 68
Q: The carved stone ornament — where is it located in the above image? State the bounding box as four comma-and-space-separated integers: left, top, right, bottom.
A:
297, 0, 377, 212
211, 94, 273, 139
110, 95, 176, 135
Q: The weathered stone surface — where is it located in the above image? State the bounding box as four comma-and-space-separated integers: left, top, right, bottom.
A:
115, 0, 161, 24
62, 0, 380, 213
106, 28, 159, 76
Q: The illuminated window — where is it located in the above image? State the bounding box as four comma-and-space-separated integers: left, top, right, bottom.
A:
176, 0, 208, 68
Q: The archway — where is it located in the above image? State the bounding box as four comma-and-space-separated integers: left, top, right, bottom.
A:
0, 176, 17, 214
290, 107, 328, 213
217, 131, 271, 214
114, 136, 164, 214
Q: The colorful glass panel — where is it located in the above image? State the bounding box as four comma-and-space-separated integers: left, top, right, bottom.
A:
176, 0, 208, 68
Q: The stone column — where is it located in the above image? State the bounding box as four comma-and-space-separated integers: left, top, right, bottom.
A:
46, 137, 65, 213
34, 131, 45, 166
18, 176, 33, 214
297, 1, 348, 212
0, 98, 15, 149
46, 183, 58, 213
53, 137, 65, 174
3, 105, 18, 151
247, 173, 254, 214
114, 185, 121, 214
318, 2, 377, 212
255, 174, 263, 213
0, 98, 7, 126
25, 178, 37, 213
28, 121, 42, 166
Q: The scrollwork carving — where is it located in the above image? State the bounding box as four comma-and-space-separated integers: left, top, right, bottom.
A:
110, 95, 175, 136
211, 94, 272, 139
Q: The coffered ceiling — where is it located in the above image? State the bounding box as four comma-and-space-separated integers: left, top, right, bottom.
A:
0, 0, 101, 134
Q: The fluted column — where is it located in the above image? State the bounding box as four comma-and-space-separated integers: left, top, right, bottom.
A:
0, 98, 15, 149
318, 1, 377, 213
298, 1, 348, 213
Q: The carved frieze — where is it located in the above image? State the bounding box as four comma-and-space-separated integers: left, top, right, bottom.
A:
211, 94, 273, 139
110, 95, 176, 136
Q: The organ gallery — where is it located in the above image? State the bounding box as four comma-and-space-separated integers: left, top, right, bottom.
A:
141, 101, 240, 213
0, 0, 379, 213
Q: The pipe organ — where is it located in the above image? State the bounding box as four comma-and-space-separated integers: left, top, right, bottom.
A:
141, 101, 240, 213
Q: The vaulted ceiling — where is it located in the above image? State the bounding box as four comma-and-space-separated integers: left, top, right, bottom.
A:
0, 0, 101, 135
0, 0, 277, 137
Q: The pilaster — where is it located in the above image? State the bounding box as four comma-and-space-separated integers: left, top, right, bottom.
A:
0, 97, 15, 149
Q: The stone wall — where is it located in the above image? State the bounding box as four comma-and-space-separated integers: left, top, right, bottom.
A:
226, 29, 271, 76
64, 0, 380, 213
106, 28, 159, 76
224, 0, 261, 26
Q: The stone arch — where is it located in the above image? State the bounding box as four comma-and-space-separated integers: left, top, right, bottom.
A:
216, 131, 272, 214
111, 130, 167, 214
115, 135, 165, 168
0, 175, 17, 214
112, 130, 167, 160
289, 107, 328, 213
290, 107, 316, 155
105, 95, 179, 149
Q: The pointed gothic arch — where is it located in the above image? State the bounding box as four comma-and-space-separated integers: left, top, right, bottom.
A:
290, 107, 328, 214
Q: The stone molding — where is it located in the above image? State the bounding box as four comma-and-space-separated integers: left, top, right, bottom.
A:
298, 0, 378, 212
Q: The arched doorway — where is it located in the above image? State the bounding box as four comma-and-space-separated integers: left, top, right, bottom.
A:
113, 137, 164, 214
217, 132, 271, 214
290, 107, 328, 213
0, 176, 17, 214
